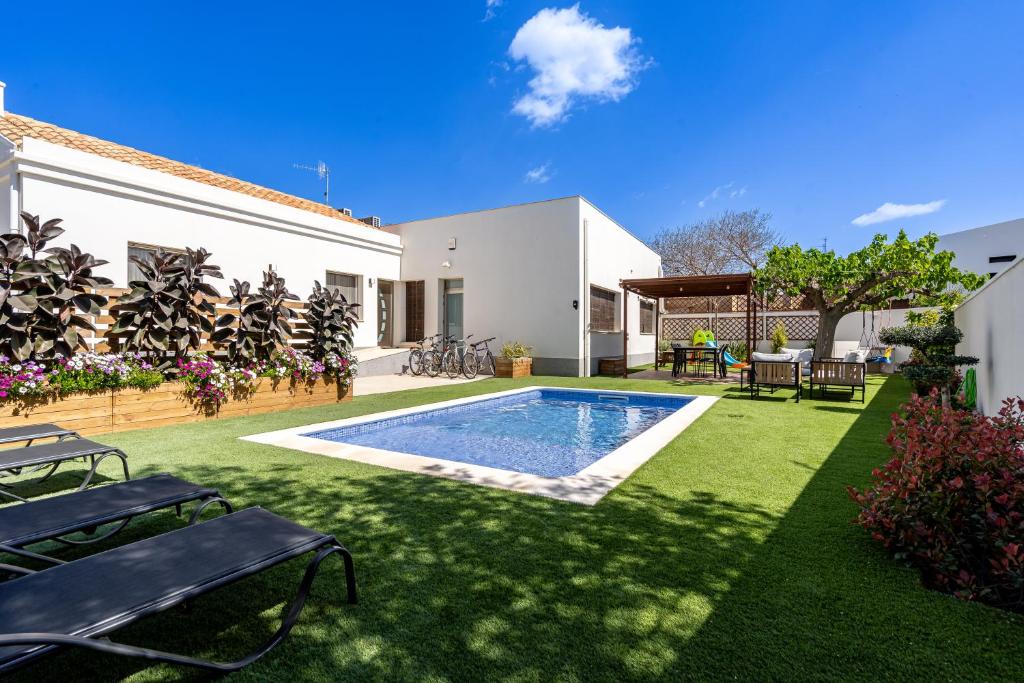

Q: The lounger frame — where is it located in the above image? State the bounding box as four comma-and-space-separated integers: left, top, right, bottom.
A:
0, 513, 357, 674
0, 440, 129, 503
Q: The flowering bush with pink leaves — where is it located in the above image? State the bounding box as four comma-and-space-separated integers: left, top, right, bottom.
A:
848, 390, 1024, 610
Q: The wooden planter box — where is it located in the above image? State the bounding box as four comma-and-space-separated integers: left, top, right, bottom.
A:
659, 351, 674, 365
0, 378, 353, 437
495, 357, 532, 378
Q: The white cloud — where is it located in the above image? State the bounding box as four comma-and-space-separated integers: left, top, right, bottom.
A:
484, 0, 503, 21
698, 182, 734, 208
508, 4, 649, 127
851, 200, 947, 226
524, 163, 553, 184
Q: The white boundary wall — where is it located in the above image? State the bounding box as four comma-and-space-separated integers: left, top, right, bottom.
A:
955, 257, 1024, 415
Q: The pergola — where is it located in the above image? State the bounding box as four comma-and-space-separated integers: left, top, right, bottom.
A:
618, 273, 756, 378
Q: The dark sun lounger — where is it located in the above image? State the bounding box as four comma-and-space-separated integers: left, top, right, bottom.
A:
0, 474, 231, 569
0, 424, 79, 446
0, 439, 129, 502
0, 507, 357, 673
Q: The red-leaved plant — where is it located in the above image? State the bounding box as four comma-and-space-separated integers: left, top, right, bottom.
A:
848, 391, 1024, 610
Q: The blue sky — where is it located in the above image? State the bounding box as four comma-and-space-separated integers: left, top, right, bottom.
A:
3, 2, 1022, 253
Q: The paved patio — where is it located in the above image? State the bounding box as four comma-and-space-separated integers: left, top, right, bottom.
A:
629, 369, 741, 384
353, 373, 490, 396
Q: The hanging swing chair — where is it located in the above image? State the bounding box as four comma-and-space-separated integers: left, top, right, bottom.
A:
863, 304, 894, 364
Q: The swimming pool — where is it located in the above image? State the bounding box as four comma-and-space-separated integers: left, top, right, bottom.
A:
244, 386, 717, 504
305, 389, 692, 478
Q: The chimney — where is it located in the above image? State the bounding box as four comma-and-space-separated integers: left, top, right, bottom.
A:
0, 81, 5, 116
358, 216, 382, 229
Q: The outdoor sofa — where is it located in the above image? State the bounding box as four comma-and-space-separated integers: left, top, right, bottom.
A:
749, 353, 803, 402
809, 358, 867, 403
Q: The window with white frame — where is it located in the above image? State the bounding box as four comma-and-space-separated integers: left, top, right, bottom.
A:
127, 242, 185, 284
326, 271, 363, 318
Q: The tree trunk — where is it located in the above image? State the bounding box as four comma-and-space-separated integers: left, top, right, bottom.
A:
814, 310, 843, 360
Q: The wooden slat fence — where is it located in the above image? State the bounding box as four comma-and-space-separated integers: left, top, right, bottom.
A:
83, 288, 318, 354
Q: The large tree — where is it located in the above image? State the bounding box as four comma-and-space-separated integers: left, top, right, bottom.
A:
649, 209, 779, 275
756, 231, 985, 358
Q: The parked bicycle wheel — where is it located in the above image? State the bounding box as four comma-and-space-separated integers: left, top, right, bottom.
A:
423, 350, 442, 377
462, 351, 479, 379
480, 350, 496, 375
443, 348, 460, 379
408, 348, 424, 376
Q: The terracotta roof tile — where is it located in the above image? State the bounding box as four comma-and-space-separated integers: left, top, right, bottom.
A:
0, 112, 369, 227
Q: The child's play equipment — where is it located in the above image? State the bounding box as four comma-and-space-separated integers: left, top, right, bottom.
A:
721, 347, 747, 368
860, 307, 894, 364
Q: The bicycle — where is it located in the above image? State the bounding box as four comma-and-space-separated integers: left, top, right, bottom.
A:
407, 335, 438, 376
443, 335, 476, 379
423, 335, 453, 378
467, 336, 496, 377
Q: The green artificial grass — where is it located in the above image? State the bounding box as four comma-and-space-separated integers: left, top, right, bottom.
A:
6, 375, 1024, 681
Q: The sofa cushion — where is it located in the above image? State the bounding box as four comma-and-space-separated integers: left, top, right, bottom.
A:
843, 349, 869, 363
751, 352, 793, 362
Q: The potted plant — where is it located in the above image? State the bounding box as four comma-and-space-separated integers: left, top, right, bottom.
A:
496, 341, 533, 378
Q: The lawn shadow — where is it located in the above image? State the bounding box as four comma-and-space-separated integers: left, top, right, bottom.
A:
12, 457, 780, 681
676, 375, 1024, 679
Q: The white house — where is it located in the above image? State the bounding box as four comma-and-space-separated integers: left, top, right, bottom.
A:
937, 218, 1022, 279
0, 81, 657, 376
387, 197, 661, 376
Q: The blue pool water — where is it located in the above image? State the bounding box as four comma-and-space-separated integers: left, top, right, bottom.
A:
305, 389, 692, 477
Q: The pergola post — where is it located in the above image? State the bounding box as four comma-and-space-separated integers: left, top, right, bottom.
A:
654, 298, 661, 370
621, 285, 628, 378
746, 286, 752, 360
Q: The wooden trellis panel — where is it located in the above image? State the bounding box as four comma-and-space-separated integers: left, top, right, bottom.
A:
661, 317, 710, 341
766, 314, 819, 340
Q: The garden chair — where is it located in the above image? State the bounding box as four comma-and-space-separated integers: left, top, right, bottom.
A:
749, 360, 802, 402
0, 507, 357, 674
809, 359, 866, 402
0, 439, 129, 503
0, 473, 231, 570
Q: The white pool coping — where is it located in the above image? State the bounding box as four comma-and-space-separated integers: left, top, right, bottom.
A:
241, 386, 718, 505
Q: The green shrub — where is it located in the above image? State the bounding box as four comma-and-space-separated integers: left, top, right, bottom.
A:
501, 341, 532, 359
770, 323, 788, 353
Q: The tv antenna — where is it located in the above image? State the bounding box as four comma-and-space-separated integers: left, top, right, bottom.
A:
293, 161, 330, 205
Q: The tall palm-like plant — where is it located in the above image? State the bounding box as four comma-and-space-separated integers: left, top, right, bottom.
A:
0, 213, 112, 360
304, 280, 359, 360
109, 247, 223, 367
212, 267, 298, 365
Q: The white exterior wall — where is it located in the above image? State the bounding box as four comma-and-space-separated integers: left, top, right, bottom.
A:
938, 218, 1023, 279
389, 196, 660, 376
6, 138, 401, 349
955, 258, 1024, 415
580, 200, 660, 374
389, 198, 583, 375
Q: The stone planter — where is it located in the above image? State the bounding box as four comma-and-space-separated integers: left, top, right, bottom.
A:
0, 377, 354, 437
495, 357, 532, 378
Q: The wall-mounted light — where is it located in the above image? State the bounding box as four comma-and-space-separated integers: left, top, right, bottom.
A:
368, 277, 375, 287
448, 237, 457, 251
572, 299, 578, 310
441, 260, 452, 269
